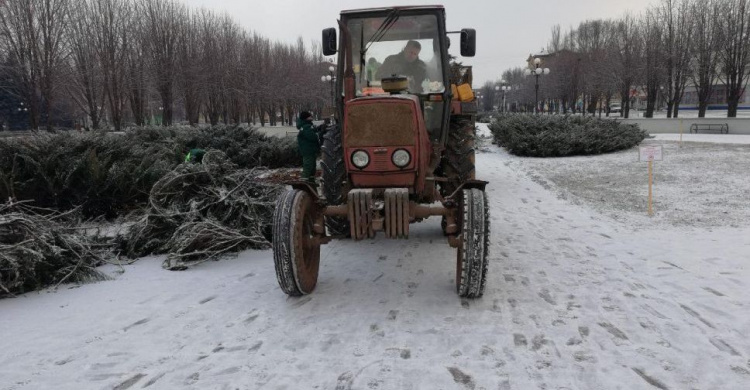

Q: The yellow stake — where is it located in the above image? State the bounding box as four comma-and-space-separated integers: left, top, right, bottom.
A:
648, 160, 653, 216
679, 119, 683, 147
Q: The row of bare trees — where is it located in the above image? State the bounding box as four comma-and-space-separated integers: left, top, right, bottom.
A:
491, 0, 750, 118
0, 0, 331, 130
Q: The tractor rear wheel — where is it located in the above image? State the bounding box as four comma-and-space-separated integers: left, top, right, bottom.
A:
273, 189, 321, 296
321, 124, 351, 237
440, 116, 475, 197
455, 188, 489, 298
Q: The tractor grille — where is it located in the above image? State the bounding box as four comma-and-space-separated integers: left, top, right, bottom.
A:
345, 103, 416, 147
371, 153, 390, 170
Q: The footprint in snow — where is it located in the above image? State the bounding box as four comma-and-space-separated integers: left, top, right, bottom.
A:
123, 318, 150, 332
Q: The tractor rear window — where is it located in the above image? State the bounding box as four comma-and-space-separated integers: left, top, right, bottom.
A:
346, 14, 446, 96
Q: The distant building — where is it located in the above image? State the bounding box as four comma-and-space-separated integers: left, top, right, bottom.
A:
680, 83, 749, 110
526, 48, 553, 68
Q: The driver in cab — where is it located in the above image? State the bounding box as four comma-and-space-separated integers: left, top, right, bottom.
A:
375, 40, 427, 91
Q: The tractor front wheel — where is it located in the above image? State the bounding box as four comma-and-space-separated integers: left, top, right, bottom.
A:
455, 188, 489, 298
272, 189, 321, 296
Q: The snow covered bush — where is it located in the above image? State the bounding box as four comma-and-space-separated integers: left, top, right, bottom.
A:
119, 151, 282, 269
0, 125, 299, 218
0, 202, 107, 297
489, 114, 647, 157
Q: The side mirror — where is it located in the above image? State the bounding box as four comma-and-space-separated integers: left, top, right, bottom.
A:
460, 28, 476, 57
322, 28, 337, 56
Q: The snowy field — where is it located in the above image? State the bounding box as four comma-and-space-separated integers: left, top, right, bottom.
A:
630, 110, 750, 119
1, 127, 749, 390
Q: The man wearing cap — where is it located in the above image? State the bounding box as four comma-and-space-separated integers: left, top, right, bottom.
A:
296, 111, 320, 184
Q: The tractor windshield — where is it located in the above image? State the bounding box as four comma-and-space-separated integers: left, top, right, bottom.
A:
346, 13, 446, 96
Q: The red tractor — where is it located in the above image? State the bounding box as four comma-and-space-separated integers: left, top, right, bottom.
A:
273, 5, 489, 298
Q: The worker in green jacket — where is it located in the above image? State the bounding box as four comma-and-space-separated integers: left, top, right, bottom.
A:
296, 111, 320, 184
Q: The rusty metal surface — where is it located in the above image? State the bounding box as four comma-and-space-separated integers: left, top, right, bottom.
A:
384, 188, 409, 239
345, 101, 416, 147
347, 189, 374, 240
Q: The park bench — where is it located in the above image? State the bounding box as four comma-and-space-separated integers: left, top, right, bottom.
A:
690, 123, 729, 134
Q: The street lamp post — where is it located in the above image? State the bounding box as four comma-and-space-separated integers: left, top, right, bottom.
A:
495, 83, 511, 113
494, 85, 500, 112
321, 65, 336, 112
524, 57, 550, 114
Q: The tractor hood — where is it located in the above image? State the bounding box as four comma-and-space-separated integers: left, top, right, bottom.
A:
343, 95, 431, 193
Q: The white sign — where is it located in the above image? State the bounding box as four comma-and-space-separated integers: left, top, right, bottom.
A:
639, 145, 663, 162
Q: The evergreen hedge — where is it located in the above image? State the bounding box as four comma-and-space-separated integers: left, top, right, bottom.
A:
489, 114, 647, 157
0, 125, 299, 218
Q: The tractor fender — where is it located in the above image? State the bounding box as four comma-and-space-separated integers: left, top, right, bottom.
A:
288, 181, 322, 204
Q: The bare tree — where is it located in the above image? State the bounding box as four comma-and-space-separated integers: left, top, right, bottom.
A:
500, 67, 533, 112
139, 0, 181, 126
125, 16, 148, 126
2, 0, 426, 129
177, 9, 202, 125
218, 15, 243, 125
93, 0, 131, 130
688, 0, 722, 118
641, 9, 664, 118
1, 0, 70, 130
66, 0, 105, 129
659, 0, 694, 118
576, 19, 612, 115
548, 24, 562, 54
608, 15, 642, 118
37, 0, 70, 130
718, 0, 750, 117
199, 10, 221, 125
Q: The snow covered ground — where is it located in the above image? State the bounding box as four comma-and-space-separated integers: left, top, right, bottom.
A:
631, 110, 750, 119
2, 128, 749, 390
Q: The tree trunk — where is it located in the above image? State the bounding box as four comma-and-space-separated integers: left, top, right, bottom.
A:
184, 90, 199, 126
257, 106, 265, 126
727, 96, 739, 118
644, 89, 656, 118
160, 90, 173, 126
624, 98, 630, 119
587, 95, 597, 115
666, 102, 673, 118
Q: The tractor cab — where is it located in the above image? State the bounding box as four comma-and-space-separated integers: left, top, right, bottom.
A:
339, 9, 448, 143
323, 6, 475, 145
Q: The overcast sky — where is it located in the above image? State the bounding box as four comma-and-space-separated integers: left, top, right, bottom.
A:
179, 0, 660, 85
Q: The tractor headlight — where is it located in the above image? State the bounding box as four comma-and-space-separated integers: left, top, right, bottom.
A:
351, 150, 370, 169
392, 149, 411, 168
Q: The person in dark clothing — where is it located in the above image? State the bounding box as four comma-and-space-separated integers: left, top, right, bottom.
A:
375, 40, 427, 92
296, 111, 320, 184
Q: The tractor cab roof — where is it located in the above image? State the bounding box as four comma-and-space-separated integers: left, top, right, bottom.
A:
341, 5, 444, 15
